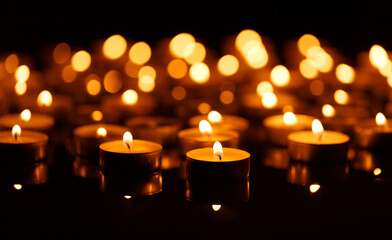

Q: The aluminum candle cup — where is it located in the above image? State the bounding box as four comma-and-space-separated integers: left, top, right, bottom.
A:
0, 113, 54, 131
178, 128, 239, 155
73, 124, 129, 157
99, 139, 163, 195
263, 113, 315, 146
288, 130, 350, 163
186, 147, 250, 182
188, 114, 249, 136
354, 119, 392, 150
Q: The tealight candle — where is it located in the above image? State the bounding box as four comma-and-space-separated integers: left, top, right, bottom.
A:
288, 120, 350, 163
188, 110, 249, 136
354, 112, 392, 149
0, 109, 55, 131
0, 125, 48, 163
99, 131, 163, 195
186, 141, 250, 182
263, 112, 315, 146
178, 120, 239, 155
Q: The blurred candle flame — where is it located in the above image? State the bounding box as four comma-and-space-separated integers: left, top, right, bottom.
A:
12, 124, 21, 141
213, 141, 223, 160
283, 112, 297, 126
20, 109, 31, 122
13, 184, 22, 190
376, 112, 387, 127
37, 90, 53, 107
261, 92, 277, 109
199, 120, 213, 137
212, 204, 222, 211
309, 183, 320, 193
312, 119, 324, 141
322, 104, 336, 118
96, 127, 107, 138
121, 89, 138, 105
123, 131, 133, 150
207, 111, 222, 124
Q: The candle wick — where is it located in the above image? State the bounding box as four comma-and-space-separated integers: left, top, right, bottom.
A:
125, 142, 131, 151
218, 155, 222, 161
14, 135, 18, 141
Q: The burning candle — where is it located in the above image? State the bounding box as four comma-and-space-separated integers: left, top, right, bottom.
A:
287, 120, 350, 163
99, 131, 163, 195
186, 141, 250, 181
178, 120, 239, 155
354, 112, 392, 149
0, 124, 48, 163
263, 111, 315, 146
0, 109, 54, 131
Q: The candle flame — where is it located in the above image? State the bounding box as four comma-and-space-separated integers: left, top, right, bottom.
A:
199, 120, 213, 137
312, 119, 324, 141
207, 110, 222, 124
13, 184, 22, 190
309, 183, 320, 193
20, 109, 31, 122
322, 104, 336, 118
123, 131, 133, 150
261, 92, 278, 109
213, 141, 223, 160
96, 127, 107, 138
375, 112, 387, 127
121, 89, 138, 105
12, 124, 21, 141
283, 112, 297, 126
212, 204, 221, 211
37, 90, 53, 107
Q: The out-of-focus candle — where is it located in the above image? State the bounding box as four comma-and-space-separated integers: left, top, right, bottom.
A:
354, 112, 392, 149
263, 112, 315, 146
288, 120, 349, 163
0, 109, 54, 131
178, 120, 239, 155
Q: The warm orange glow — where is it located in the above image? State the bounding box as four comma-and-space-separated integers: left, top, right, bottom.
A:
283, 112, 297, 126
53, 42, 71, 64
184, 42, 206, 64
297, 34, 320, 56
103, 70, 123, 93
91, 110, 103, 122
256, 81, 274, 97
123, 131, 133, 150
20, 109, 31, 122
12, 124, 21, 141
124, 60, 141, 78
15, 65, 30, 82
309, 80, 324, 96
198, 103, 211, 114
189, 62, 210, 84
309, 183, 320, 193
13, 184, 22, 190
138, 65, 156, 79
373, 168, 382, 176
306, 46, 333, 72
322, 104, 336, 118
169, 33, 196, 58
138, 75, 155, 92
121, 89, 138, 105
14, 81, 27, 95
171, 86, 187, 101
262, 92, 277, 109
369, 44, 388, 69
235, 29, 262, 52
336, 64, 355, 84
199, 120, 213, 137
217, 55, 239, 76
71, 50, 91, 72
212, 204, 222, 211
124, 195, 132, 199
220, 90, 234, 105
129, 41, 151, 65
103, 34, 127, 60
62, 64, 77, 83
245, 44, 269, 69
208, 111, 222, 123
167, 59, 188, 79
299, 59, 318, 79
96, 127, 107, 138
334, 89, 349, 105
86, 79, 101, 96
5, 54, 19, 73
312, 119, 324, 141
270, 65, 290, 87
378, 59, 392, 77
213, 141, 223, 160
375, 112, 387, 127
37, 90, 53, 107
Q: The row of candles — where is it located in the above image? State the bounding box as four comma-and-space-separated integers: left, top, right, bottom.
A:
0, 30, 391, 206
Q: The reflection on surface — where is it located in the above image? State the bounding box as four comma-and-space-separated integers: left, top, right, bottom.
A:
2, 161, 49, 185
73, 156, 100, 179
263, 146, 290, 170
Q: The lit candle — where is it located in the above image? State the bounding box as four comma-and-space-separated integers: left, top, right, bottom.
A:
99, 131, 163, 195
354, 112, 392, 149
178, 120, 239, 155
0, 109, 54, 131
0, 124, 48, 163
287, 120, 350, 163
186, 141, 250, 182
263, 112, 315, 146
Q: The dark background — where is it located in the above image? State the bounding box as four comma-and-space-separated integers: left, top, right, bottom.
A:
1, 1, 392, 60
